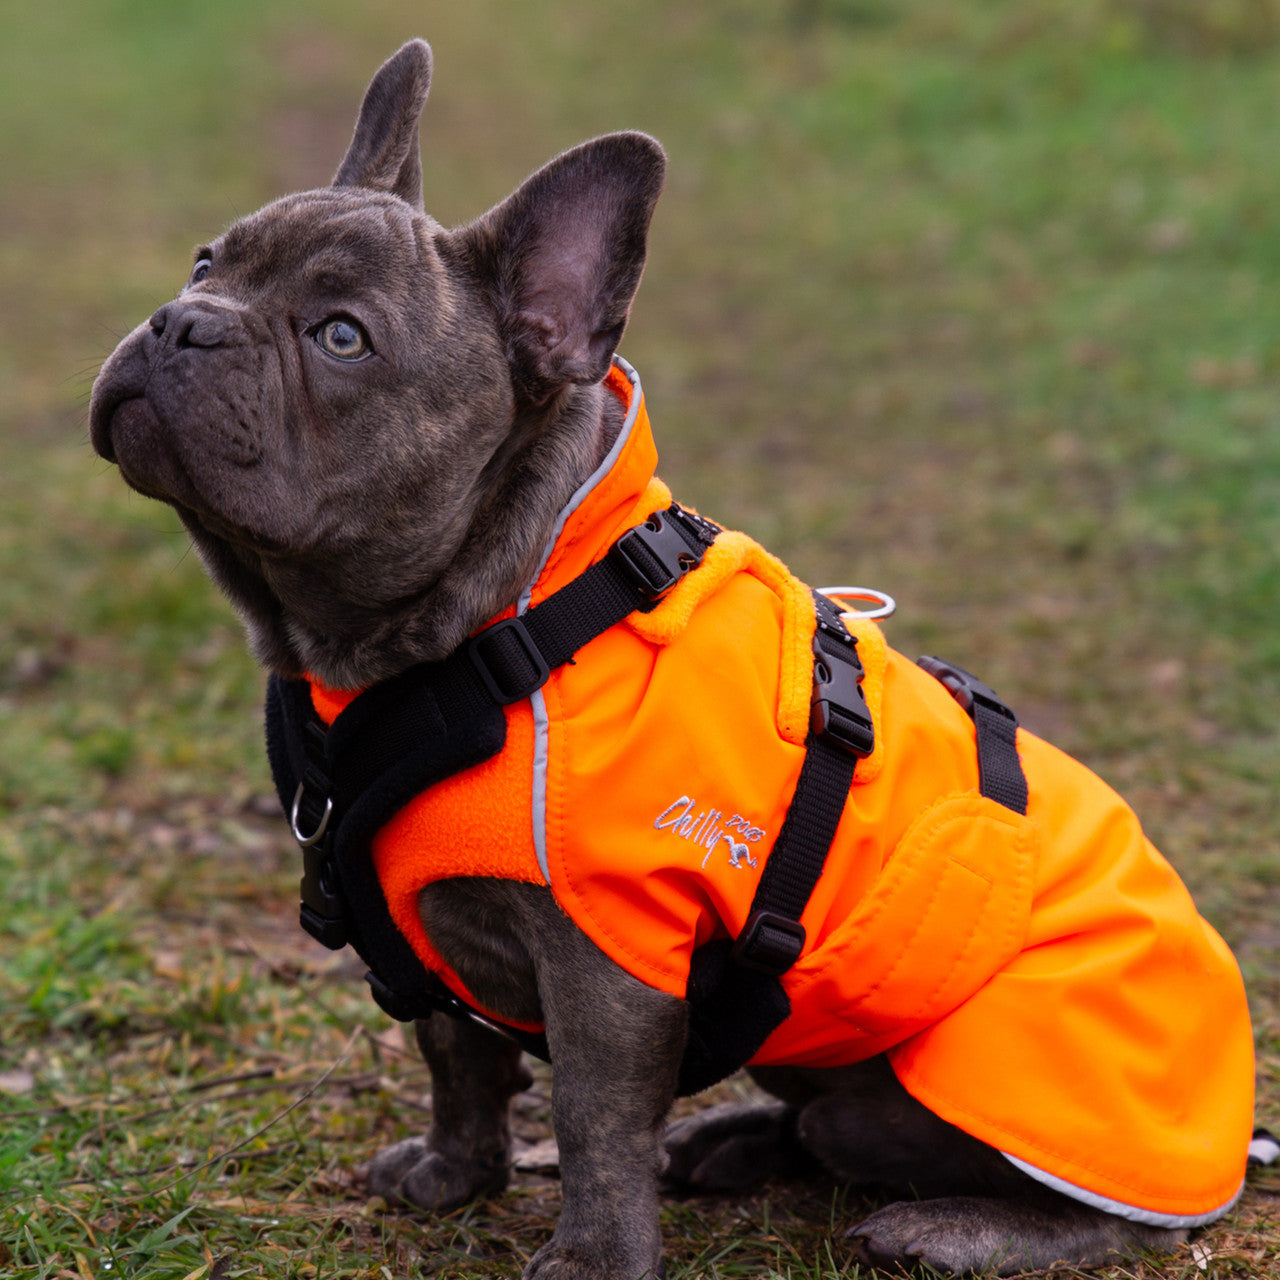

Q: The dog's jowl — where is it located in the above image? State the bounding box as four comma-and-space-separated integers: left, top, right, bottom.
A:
91, 39, 1256, 1279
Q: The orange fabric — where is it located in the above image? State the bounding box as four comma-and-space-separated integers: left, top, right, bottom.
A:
309, 360, 1253, 1222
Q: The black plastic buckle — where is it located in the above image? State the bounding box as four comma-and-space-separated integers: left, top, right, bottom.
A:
300, 902, 348, 950
468, 617, 552, 705
611, 509, 701, 598
810, 636, 875, 757
299, 844, 348, 950
917, 655, 1017, 724
732, 910, 807, 975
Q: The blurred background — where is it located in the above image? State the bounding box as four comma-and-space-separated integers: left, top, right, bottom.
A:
2, 1, 1278, 1274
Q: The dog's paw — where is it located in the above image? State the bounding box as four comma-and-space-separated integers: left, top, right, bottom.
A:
847, 1198, 1033, 1276
358, 1136, 508, 1212
848, 1194, 1188, 1275
523, 1241, 662, 1280
663, 1101, 814, 1192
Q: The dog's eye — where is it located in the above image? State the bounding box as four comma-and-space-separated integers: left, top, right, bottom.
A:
189, 258, 212, 286
316, 317, 371, 361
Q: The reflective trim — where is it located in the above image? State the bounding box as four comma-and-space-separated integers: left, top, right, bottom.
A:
517, 357, 644, 887
1001, 1153, 1244, 1229
529, 687, 551, 883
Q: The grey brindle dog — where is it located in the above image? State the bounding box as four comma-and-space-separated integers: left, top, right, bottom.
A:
91, 41, 1191, 1278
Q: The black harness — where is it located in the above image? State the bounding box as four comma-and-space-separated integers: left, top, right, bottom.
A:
265, 503, 1025, 1094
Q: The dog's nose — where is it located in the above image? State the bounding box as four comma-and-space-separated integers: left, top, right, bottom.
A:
149, 300, 231, 349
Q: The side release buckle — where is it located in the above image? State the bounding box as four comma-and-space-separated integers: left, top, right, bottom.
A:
298, 836, 348, 951
732, 909, 807, 976
810, 630, 875, 757
611, 508, 702, 598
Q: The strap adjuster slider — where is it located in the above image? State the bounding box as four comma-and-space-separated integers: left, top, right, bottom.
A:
917, 655, 1016, 723
469, 617, 552, 705
732, 910, 807, 975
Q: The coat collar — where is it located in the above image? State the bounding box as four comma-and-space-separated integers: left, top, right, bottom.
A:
519, 357, 666, 609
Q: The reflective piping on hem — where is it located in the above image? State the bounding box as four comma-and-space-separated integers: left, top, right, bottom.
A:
529, 687, 551, 883
1000, 1153, 1243, 1229
517, 357, 644, 888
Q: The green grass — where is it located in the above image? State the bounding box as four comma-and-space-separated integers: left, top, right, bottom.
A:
2, 0, 1279, 1275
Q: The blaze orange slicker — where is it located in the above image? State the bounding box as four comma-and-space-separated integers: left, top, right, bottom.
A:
311, 361, 1254, 1226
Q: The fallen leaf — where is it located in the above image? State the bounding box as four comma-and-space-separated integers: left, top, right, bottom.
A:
0, 1069, 35, 1095
512, 1137, 561, 1175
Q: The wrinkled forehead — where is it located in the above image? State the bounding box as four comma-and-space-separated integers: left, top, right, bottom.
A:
212, 189, 440, 296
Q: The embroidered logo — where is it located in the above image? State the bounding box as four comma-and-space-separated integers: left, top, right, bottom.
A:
653, 795, 766, 870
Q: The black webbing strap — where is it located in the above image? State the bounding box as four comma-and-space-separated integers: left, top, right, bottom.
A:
731, 592, 875, 976
917, 655, 1029, 815
677, 591, 875, 1094
468, 503, 719, 705
680, 631, 1035, 1096
270, 503, 719, 1028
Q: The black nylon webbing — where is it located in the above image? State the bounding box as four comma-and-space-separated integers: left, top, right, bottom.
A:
728, 595, 872, 977
277, 503, 719, 1028
747, 732, 857, 923
322, 504, 718, 819
916, 655, 1029, 818
973, 699, 1028, 815
468, 505, 717, 703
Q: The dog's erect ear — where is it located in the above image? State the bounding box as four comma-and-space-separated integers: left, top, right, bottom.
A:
456, 132, 666, 403
333, 39, 432, 208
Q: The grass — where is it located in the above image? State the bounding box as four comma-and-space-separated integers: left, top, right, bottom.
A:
2, 0, 1279, 1275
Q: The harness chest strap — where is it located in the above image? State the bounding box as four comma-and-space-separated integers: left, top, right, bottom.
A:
269, 503, 723, 1025
267, 506, 1027, 1080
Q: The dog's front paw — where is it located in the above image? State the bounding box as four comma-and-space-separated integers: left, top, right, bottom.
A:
523, 1241, 662, 1280
359, 1136, 508, 1212
848, 1198, 1031, 1277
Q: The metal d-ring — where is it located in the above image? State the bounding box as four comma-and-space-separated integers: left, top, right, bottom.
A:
818, 585, 898, 621
290, 781, 334, 848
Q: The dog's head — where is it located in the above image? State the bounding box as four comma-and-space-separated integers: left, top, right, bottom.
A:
89, 40, 665, 688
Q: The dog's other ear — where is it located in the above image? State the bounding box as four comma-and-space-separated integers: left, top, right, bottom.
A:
456, 132, 666, 403
333, 39, 432, 208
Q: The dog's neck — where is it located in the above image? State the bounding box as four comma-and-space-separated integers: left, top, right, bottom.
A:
220, 379, 628, 691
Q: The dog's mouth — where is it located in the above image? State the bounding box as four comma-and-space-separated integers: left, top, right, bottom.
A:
87, 382, 135, 466
90, 388, 300, 558
90, 391, 198, 506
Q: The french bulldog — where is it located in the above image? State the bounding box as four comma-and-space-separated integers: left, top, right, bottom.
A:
90, 39, 1251, 1279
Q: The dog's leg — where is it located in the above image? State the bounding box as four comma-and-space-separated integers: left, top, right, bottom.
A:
796, 1058, 1189, 1273
521, 898, 688, 1280
663, 1100, 818, 1191
794, 1058, 1187, 1272
662, 1060, 834, 1195
786, 1056, 1033, 1197
400, 878, 687, 1278
669, 1055, 1187, 1273
362, 1013, 531, 1211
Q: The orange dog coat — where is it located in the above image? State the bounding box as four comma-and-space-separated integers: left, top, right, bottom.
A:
311, 359, 1254, 1228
